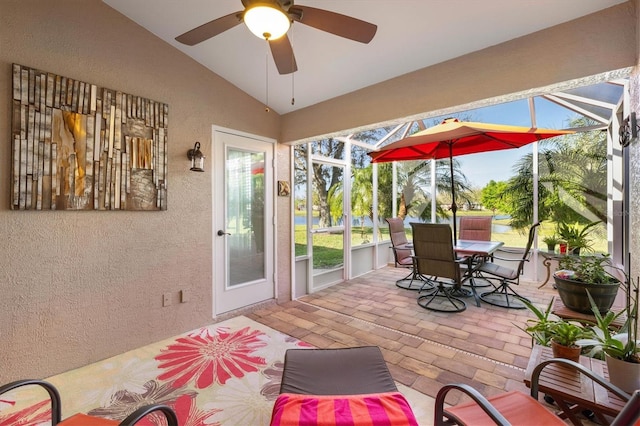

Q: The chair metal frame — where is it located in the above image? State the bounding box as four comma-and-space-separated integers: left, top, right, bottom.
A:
477, 222, 540, 309
435, 358, 634, 426
458, 216, 494, 288
411, 223, 471, 313
0, 379, 179, 426
386, 217, 426, 290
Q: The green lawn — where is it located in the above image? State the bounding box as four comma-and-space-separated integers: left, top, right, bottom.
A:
296, 210, 608, 268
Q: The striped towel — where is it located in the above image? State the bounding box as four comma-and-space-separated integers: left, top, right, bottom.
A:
269, 392, 419, 426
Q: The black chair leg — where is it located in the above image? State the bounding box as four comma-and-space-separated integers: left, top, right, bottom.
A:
418, 283, 466, 313
396, 267, 433, 291
479, 280, 529, 309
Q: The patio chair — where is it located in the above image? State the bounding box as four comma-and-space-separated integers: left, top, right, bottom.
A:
271, 346, 419, 425
412, 223, 471, 313
386, 217, 425, 290
434, 358, 635, 426
0, 379, 178, 426
477, 222, 540, 309
458, 216, 492, 241
458, 216, 493, 287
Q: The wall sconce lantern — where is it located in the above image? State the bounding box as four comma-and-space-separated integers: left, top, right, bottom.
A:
619, 112, 639, 148
187, 142, 205, 172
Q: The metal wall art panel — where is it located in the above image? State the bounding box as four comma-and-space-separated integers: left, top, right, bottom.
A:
10, 64, 168, 210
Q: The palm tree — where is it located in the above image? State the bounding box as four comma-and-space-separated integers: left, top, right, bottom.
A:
505, 118, 607, 228
394, 159, 470, 221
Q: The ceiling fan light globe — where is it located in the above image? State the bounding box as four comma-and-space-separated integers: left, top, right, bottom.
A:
244, 5, 290, 40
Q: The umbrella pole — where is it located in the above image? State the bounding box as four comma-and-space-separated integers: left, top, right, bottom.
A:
449, 143, 458, 245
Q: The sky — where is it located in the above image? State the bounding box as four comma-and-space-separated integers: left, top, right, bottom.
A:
441, 98, 579, 188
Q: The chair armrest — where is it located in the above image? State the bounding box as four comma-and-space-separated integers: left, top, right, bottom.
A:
612, 390, 640, 426
119, 404, 178, 426
434, 383, 510, 426
529, 358, 631, 402
0, 379, 62, 425
490, 255, 526, 263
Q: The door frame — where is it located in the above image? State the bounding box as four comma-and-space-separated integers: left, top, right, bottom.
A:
211, 125, 277, 317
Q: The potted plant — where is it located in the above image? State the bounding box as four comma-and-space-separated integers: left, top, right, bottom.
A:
542, 234, 561, 252
518, 298, 591, 362
554, 255, 622, 314
557, 221, 599, 255
576, 277, 639, 393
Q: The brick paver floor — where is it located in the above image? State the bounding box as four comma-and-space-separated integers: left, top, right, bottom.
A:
247, 265, 560, 406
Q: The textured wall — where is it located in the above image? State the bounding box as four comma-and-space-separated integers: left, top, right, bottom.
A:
0, 0, 281, 382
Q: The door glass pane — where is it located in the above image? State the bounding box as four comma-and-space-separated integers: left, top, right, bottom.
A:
226, 148, 265, 286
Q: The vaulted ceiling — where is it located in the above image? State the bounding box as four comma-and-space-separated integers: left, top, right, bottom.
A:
103, 0, 626, 115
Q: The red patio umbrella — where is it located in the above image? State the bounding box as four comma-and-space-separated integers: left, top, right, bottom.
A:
369, 118, 574, 242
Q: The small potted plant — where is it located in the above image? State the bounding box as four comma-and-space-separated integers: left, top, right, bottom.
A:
557, 221, 599, 255
518, 298, 591, 362
554, 255, 622, 314
576, 277, 639, 393
542, 234, 561, 252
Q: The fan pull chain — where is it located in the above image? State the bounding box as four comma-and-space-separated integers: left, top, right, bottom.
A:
291, 66, 295, 105
290, 30, 295, 106
265, 50, 270, 112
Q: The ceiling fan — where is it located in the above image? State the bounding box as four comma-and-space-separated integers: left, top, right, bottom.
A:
175, 0, 377, 75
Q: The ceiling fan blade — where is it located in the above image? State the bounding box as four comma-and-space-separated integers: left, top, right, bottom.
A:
290, 5, 377, 44
269, 35, 298, 75
175, 11, 242, 46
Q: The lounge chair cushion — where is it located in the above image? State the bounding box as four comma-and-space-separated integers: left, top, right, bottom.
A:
270, 392, 418, 426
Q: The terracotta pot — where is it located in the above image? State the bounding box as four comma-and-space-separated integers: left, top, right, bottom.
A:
551, 340, 581, 362
605, 354, 640, 393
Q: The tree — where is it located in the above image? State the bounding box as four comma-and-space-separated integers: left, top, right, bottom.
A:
505, 117, 607, 228
481, 180, 509, 215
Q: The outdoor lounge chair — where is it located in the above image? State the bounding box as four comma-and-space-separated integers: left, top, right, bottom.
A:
386, 217, 425, 290
434, 358, 636, 426
412, 223, 471, 313
477, 222, 540, 309
270, 346, 419, 425
0, 379, 178, 425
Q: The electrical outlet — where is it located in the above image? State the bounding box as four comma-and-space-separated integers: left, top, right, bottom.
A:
163, 293, 171, 307
180, 289, 189, 303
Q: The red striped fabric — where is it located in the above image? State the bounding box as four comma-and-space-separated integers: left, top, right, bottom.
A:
270, 392, 418, 426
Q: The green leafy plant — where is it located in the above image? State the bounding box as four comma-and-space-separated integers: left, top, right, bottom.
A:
517, 297, 590, 347
549, 321, 591, 347
557, 221, 599, 253
557, 254, 620, 285
542, 234, 561, 246
576, 279, 640, 363
517, 298, 556, 346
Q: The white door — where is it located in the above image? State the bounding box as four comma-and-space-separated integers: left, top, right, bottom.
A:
213, 128, 274, 315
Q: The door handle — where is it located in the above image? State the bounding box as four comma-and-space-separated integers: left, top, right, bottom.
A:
217, 230, 231, 236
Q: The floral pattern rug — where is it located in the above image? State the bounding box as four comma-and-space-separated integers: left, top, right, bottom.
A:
0, 316, 312, 426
